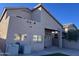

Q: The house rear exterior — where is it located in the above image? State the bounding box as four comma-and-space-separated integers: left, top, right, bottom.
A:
0, 4, 64, 55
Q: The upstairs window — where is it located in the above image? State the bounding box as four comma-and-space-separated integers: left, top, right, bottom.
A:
16, 16, 22, 18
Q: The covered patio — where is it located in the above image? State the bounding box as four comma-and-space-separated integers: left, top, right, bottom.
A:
44, 28, 62, 48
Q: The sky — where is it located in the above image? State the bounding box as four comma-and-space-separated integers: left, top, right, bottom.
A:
0, 3, 79, 28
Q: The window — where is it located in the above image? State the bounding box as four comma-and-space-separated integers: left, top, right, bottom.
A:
21, 34, 27, 41
14, 34, 27, 41
14, 34, 21, 41
16, 16, 22, 18
38, 35, 42, 42
33, 35, 42, 42
33, 35, 38, 42
34, 22, 36, 24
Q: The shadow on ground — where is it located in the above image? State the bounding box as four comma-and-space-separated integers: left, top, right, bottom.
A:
42, 53, 69, 56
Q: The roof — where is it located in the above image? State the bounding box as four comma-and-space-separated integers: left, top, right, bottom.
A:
0, 4, 63, 29
4, 7, 31, 10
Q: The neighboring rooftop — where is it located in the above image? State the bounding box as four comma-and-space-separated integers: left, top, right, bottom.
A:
63, 23, 78, 30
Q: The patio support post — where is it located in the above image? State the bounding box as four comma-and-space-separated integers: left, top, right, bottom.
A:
59, 31, 62, 48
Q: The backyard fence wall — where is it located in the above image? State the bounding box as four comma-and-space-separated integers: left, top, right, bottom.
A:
62, 39, 79, 50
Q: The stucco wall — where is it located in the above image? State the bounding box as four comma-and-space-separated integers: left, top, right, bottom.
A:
7, 16, 30, 43
0, 11, 10, 39
7, 8, 44, 51
41, 8, 62, 31
32, 7, 41, 22
0, 10, 10, 53
7, 9, 31, 20
30, 7, 44, 51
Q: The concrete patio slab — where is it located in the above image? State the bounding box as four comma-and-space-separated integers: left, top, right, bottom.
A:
24, 47, 79, 56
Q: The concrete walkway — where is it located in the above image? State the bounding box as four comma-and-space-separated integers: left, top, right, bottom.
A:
25, 47, 79, 56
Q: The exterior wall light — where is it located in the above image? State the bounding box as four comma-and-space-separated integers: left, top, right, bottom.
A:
52, 31, 58, 34
55, 31, 58, 34
52, 31, 54, 34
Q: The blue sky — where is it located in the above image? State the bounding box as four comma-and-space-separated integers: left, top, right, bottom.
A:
0, 3, 79, 28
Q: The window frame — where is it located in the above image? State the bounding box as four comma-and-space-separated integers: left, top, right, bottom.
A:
33, 35, 43, 43
14, 34, 27, 41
